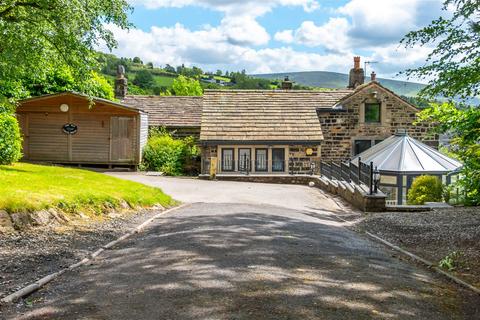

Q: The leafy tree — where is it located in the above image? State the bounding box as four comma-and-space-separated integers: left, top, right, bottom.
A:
133, 56, 143, 64
402, 1, 480, 205
164, 64, 176, 73
133, 70, 154, 89
216, 70, 223, 76
171, 75, 203, 96
0, 0, 131, 100
401, 0, 480, 99
147, 62, 154, 69
416, 103, 480, 205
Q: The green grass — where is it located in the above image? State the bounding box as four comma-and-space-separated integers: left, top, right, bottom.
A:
0, 163, 175, 214
154, 75, 175, 87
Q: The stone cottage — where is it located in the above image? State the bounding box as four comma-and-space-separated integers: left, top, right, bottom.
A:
18, 57, 435, 173
195, 58, 436, 176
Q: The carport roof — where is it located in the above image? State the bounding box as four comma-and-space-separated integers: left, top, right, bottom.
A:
351, 131, 463, 174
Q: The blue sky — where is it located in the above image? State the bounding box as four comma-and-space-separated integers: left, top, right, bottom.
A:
105, 0, 446, 80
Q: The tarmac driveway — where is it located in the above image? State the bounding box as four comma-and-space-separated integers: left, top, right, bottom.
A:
4, 175, 478, 319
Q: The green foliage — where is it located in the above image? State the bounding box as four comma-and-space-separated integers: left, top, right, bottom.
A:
0, 0, 130, 102
171, 75, 203, 96
0, 113, 22, 165
400, 95, 435, 109
401, 0, 480, 99
229, 70, 273, 89
407, 175, 444, 205
439, 251, 463, 271
417, 103, 480, 205
133, 69, 155, 89
142, 129, 199, 175
0, 163, 174, 214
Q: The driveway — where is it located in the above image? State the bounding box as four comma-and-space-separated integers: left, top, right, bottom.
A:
106, 173, 350, 213
4, 174, 479, 319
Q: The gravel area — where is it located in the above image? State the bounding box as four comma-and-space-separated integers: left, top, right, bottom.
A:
0, 209, 162, 301
352, 207, 480, 287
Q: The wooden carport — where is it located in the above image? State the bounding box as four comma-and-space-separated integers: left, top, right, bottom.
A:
16, 92, 148, 167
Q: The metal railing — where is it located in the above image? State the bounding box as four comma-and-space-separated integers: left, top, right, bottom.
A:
320, 157, 374, 192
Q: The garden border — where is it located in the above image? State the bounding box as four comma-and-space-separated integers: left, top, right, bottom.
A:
365, 232, 480, 295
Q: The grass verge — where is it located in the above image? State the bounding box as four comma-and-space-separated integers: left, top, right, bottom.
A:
0, 162, 175, 215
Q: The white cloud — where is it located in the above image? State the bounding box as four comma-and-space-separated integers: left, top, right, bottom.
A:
129, 0, 320, 15
103, 0, 447, 80
220, 16, 270, 46
293, 18, 350, 53
274, 30, 294, 43
105, 24, 353, 75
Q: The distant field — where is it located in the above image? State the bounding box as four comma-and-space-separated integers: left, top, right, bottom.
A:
155, 75, 175, 87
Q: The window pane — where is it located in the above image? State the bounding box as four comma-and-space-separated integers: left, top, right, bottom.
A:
272, 148, 285, 172
222, 149, 234, 171
365, 103, 381, 123
354, 140, 372, 155
238, 149, 251, 171
255, 149, 268, 171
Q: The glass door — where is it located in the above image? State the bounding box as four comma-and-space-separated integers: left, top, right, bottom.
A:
238, 148, 251, 172
221, 148, 234, 171
272, 148, 285, 172
255, 148, 268, 172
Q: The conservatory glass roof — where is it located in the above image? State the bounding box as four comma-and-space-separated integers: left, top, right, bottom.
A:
351, 131, 463, 174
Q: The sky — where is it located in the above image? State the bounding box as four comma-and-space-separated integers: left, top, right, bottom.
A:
103, 0, 448, 80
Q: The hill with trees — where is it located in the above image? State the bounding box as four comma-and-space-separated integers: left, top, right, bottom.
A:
252, 71, 426, 97
96, 52, 313, 95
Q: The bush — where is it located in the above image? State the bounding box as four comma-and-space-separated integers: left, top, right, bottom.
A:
407, 175, 444, 205
0, 113, 22, 165
142, 129, 199, 176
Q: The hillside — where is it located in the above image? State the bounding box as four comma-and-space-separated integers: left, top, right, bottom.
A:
252, 71, 426, 97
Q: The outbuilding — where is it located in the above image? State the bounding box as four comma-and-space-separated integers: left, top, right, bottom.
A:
16, 92, 148, 167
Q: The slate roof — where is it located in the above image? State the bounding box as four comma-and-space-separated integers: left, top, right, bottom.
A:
200, 89, 353, 143
122, 95, 203, 127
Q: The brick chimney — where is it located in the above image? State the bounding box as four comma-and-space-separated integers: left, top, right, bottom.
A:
371, 71, 377, 82
281, 76, 293, 90
348, 56, 364, 89
115, 65, 128, 100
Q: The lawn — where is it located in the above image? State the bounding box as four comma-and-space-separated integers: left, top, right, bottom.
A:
0, 163, 175, 214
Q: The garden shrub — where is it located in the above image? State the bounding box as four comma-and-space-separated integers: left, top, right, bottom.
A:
0, 112, 22, 165
142, 129, 199, 176
407, 175, 444, 205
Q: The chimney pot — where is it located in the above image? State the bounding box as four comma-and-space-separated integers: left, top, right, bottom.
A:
354, 56, 361, 70
281, 76, 293, 90
371, 71, 377, 81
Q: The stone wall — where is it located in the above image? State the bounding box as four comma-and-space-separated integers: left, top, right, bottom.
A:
288, 145, 321, 174
319, 84, 438, 162
200, 145, 217, 174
